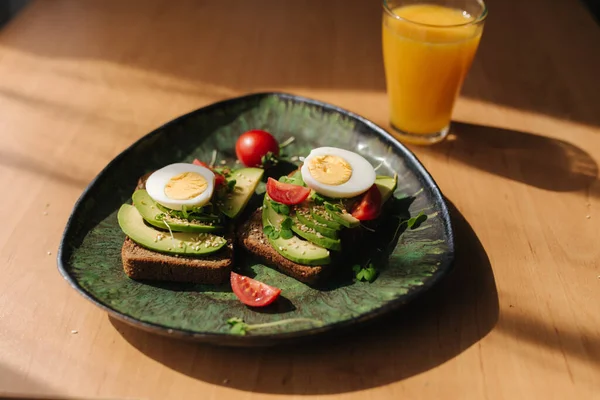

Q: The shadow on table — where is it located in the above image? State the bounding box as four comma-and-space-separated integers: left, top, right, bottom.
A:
110, 200, 499, 395
412, 122, 599, 195
461, 0, 600, 127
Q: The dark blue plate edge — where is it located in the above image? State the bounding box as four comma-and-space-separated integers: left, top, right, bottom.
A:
56, 92, 455, 347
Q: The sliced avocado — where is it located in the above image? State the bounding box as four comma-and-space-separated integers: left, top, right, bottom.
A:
218, 167, 264, 219
324, 205, 360, 228
132, 190, 223, 233
118, 204, 227, 256
291, 221, 342, 251
310, 206, 342, 230
294, 209, 339, 239
262, 200, 330, 265
375, 175, 398, 203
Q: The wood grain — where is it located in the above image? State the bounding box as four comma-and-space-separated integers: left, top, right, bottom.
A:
0, 0, 598, 399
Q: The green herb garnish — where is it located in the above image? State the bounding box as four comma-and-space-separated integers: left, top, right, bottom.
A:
280, 229, 294, 239
352, 263, 378, 283
311, 192, 326, 205
227, 178, 237, 192
227, 317, 322, 336
263, 225, 281, 240
270, 200, 290, 215
406, 211, 427, 229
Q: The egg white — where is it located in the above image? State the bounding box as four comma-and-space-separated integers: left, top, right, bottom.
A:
300, 147, 376, 198
145, 163, 215, 211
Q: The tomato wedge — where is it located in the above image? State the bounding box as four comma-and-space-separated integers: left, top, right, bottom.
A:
230, 272, 281, 307
266, 177, 311, 205
351, 184, 382, 221
192, 159, 226, 187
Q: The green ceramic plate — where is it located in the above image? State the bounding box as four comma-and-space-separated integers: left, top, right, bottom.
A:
58, 93, 454, 346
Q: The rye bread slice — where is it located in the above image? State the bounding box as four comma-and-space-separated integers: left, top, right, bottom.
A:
123, 173, 233, 284
237, 209, 333, 285
121, 236, 233, 284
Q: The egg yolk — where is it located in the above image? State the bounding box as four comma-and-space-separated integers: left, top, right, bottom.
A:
164, 172, 208, 200
307, 155, 352, 186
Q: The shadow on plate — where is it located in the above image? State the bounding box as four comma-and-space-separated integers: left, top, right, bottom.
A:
414, 122, 599, 195
110, 200, 499, 394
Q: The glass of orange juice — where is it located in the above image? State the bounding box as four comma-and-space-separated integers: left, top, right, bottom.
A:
382, 0, 487, 144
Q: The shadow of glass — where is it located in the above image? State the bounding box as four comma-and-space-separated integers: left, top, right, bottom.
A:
415, 122, 598, 194
109, 200, 499, 394
462, 0, 600, 127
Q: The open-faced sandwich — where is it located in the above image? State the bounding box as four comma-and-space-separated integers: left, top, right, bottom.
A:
238, 146, 397, 285
117, 161, 264, 284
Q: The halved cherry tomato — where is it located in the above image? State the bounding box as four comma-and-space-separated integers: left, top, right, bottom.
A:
230, 272, 281, 307
266, 177, 311, 205
351, 184, 382, 221
192, 159, 226, 187
235, 130, 279, 167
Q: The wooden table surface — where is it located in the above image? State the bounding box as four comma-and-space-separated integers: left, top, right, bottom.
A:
1, 0, 599, 399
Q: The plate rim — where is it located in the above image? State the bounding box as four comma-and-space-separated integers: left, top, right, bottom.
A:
57, 92, 455, 346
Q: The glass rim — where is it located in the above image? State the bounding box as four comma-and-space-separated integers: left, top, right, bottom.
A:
382, 0, 488, 28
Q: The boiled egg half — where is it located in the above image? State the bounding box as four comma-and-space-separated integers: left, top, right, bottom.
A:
300, 147, 376, 198
145, 163, 215, 210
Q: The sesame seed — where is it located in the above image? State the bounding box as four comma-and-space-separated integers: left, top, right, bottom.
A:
220, 160, 227, 165
70, 330, 78, 334
43, 211, 48, 216
47, 251, 52, 256
302, 251, 306, 255
279, 246, 283, 251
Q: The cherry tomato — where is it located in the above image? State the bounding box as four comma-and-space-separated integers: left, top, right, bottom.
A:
351, 184, 382, 221
235, 130, 279, 167
230, 272, 281, 307
266, 177, 311, 205
192, 159, 226, 187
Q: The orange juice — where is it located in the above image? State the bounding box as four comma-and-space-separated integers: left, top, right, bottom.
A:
382, 4, 483, 138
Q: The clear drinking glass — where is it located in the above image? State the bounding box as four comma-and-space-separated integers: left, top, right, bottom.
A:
382, 0, 487, 144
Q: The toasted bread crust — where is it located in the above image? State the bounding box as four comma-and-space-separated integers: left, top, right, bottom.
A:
237, 209, 332, 284
121, 238, 233, 284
